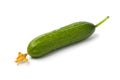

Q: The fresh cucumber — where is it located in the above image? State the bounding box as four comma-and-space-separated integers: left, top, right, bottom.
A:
27, 16, 109, 58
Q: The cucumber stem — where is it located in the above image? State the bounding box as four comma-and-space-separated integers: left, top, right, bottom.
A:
96, 16, 109, 27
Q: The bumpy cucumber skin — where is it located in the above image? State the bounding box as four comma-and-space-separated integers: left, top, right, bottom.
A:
27, 22, 95, 58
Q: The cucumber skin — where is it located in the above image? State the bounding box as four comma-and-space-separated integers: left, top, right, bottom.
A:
27, 22, 95, 58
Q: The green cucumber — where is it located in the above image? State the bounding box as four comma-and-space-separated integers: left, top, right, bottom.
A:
27, 16, 109, 58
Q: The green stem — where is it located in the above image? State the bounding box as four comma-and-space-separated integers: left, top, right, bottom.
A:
96, 16, 109, 27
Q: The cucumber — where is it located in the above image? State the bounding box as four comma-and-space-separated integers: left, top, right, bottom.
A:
27, 16, 109, 58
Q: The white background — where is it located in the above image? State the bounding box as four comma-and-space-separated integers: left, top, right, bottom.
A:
0, 0, 119, 80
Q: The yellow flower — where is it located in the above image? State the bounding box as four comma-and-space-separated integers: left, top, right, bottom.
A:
15, 52, 28, 64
